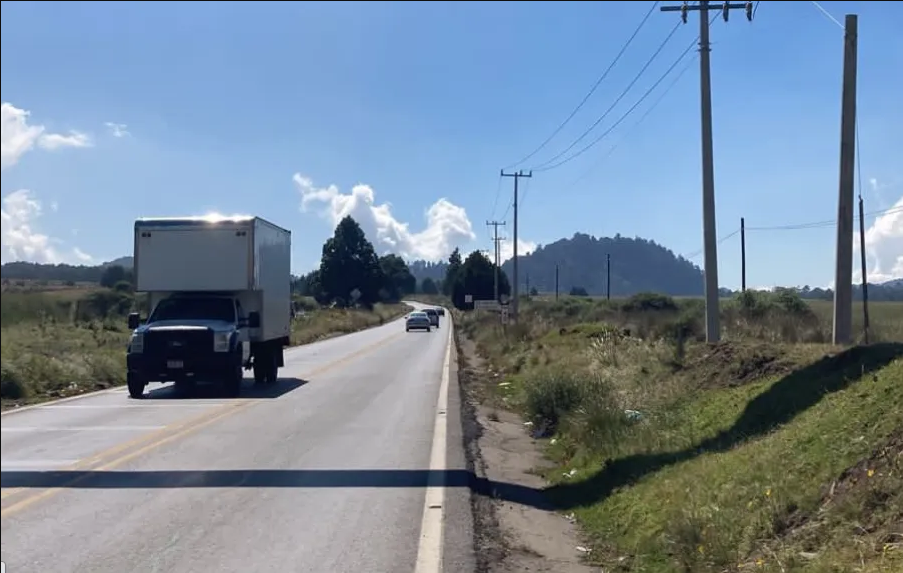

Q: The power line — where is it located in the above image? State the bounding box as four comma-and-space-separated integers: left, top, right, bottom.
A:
531, 11, 720, 173
810, 0, 844, 29
745, 205, 902, 231
528, 18, 687, 172
519, 175, 534, 211
564, 52, 698, 191
487, 174, 504, 226
682, 227, 740, 260
502, 1, 664, 171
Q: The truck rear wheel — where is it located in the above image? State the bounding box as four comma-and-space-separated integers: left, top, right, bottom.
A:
253, 360, 267, 385
253, 351, 279, 385
265, 357, 278, 384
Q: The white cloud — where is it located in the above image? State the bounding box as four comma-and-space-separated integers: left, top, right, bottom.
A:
854, 190, 903, 284
498, 237, 537, 264
2, 102, 92, 169
37, 130, 92, 150
294, 172, 476, 262
1, 190, 94, 264
868, 177, 899, 210
1, 102, 93, 264
104, 122, 130, 138
72, 247, 93, 263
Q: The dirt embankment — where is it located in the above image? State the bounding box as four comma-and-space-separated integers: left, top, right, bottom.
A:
456, 331, 600, 572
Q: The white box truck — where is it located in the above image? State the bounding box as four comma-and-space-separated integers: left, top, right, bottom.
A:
125, 215, 292, 398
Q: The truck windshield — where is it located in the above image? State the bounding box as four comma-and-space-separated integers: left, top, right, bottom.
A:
149, 297, 236, 323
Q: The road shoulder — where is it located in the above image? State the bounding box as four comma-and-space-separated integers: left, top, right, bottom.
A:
455, 330, 600, 573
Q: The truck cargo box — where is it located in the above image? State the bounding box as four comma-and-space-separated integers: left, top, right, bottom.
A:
133, 215, 291, 343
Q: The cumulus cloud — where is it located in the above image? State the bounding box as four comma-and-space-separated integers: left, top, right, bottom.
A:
293, 173, 476, 262
0, 190, 94, 264
1, 102, 93, 264
104, 122, 130, 138
2, 102, 93, 169
854, 188, 903, 283
498, 237, 537, 263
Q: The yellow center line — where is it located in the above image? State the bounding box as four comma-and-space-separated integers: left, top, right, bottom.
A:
1, 328, 406, 518
0, 400, 258, 501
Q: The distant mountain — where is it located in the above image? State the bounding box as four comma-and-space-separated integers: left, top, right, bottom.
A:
496, 233, 705, 297
406, 232, 903, 301
106, 256, 134, 269
406, 233, 705, 297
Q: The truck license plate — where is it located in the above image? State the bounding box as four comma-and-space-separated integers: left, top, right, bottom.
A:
167, 360, 184, 369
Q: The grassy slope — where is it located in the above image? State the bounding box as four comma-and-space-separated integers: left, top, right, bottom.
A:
456, 296, 903, 573
1, 289, 410, 408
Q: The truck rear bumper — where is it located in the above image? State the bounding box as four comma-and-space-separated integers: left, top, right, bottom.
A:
127, 352, 241, 383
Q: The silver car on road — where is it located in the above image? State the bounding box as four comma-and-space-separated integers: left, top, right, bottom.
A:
405, 311, 432, 332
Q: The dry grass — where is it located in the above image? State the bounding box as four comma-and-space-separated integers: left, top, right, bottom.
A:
455, 291, 903, 573
290, 300, 411, 345
1, 318, 130, 408
1, 290, 411, 409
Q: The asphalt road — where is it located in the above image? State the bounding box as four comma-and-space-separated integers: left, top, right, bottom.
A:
1, 302, 475, 573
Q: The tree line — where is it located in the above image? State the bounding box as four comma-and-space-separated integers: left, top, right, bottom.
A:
291, 215, 510, 309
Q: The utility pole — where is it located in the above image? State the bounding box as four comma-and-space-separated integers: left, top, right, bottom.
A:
486, 220, 506, 302
555, 264, 560, 300
500, 169, 532, 321
858, 195, 870, 344
740, 217, 746, 292
832, 13, 858, 346
661, 0, 752, 343
606, 253, 611, 300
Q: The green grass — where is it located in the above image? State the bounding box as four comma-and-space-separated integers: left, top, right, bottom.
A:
1, 290, 411, 409
543, 346, 902, 573
454, 292, 903, 572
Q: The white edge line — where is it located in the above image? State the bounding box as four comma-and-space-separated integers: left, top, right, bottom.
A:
0, 387, 121, 417
1, 426, 168, 433
413, 309, 451, 573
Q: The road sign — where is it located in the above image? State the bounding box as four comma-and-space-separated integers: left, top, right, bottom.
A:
474, 299, 500, 311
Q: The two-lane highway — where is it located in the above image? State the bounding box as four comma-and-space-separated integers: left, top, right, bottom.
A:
1, 303, 474, 573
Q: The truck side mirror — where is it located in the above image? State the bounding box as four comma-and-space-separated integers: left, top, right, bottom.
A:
128, 312, 141, 330
248, 311, 261, 328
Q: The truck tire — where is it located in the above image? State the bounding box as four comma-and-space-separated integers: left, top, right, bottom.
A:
253, 360, 267, 385
127, 373, 145, 399
224, 366, 243, 397
265, 356, 279, 384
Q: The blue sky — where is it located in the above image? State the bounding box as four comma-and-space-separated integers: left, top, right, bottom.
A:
2, 0, 901, 288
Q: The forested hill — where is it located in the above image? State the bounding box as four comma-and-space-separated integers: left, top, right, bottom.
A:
407, 234, 903, 301
501, 233, 704, 297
